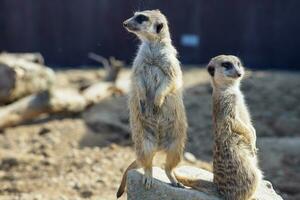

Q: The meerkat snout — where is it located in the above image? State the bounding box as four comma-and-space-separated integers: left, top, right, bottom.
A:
221, 61, 243, 78
123, 13, 150, 32
123, 18, 139, 32
123, 21, 128, 27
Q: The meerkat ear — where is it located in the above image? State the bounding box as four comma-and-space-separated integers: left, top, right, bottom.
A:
207, 65, 215, 77
156, 23, 164, 34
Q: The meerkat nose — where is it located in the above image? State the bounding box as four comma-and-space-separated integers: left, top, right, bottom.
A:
237, 72, 242, 77
123, 21, 128, 27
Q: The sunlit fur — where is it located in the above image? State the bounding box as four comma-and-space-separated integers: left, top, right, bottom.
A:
176, 55, 262, 200
210, 55, 262, 200
117, 10, 187, 198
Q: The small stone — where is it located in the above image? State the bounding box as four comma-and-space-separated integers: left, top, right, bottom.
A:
38, 127, 51, 135
96, 178, 105, 184
93, 146, 101, 152
41, 158, 56, 166
92, 164, 102, 173
0, 157, 18, 170
33, 194, 43, 200
80, 190, 93, 198
85, 157, 93, 165
58, 195, 68, 200
75, 184, 81, 191
110, 143, 118, 150
51, 177, 58, 183
183, 152, 197, 163
70, 141, 78, 148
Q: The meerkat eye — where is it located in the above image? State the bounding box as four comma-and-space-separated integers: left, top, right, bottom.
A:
135, 14, 149, 24
156, 23, 164, 33
221, 62, 234, 70
207, 65, 215, 77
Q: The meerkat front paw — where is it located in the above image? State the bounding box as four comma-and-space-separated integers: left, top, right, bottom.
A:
250, 145, 258, 156
253, 146, 258, 154
154, 94, 165, 108
153, 95, 165, 115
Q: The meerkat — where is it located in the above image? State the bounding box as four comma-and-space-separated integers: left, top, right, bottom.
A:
116, 10, 187, 198
176, 55, 262, 200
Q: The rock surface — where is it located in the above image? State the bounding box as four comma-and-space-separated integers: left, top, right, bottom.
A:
127, 166, 283, 200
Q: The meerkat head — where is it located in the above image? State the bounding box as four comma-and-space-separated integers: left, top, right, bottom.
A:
123, 9, 170, 42
207, 55, 244, 88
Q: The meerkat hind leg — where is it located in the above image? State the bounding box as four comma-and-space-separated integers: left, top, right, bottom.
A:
165, 147, 184, 188
138, 142, 155, 189
143, 162, 154, 190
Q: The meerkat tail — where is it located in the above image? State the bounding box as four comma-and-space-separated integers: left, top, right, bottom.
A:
116, 160, 139, 198
174, 173, 217, 194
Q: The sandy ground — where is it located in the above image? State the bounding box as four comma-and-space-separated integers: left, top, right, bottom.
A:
0, 67, 299, 200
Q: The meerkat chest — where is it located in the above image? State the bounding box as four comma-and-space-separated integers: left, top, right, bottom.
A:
235, 93, 252, 125
142, 65, 164, 85
135, 48, 165, 84
134, 44, 172, 97
140, 65, 164, 100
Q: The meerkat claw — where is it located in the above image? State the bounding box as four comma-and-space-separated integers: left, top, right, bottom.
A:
172, 182, 184, 188
143, 176, 153, 189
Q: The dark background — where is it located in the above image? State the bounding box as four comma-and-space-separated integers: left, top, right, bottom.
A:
0, 0, 299, 68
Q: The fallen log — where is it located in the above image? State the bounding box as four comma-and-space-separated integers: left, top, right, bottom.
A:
82, 82, 123, 105
0, 52, 130, 129
88, 53, 124, 82
0, 80, 129, 129
0, 53, 55, 105
0, 89, 86, 129
1, 52, 45, 64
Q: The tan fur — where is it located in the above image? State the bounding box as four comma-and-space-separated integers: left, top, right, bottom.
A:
176, 55, 262, 200
116, 10, 187, 198
210, 55, 262, 200
174, 173, 217, 195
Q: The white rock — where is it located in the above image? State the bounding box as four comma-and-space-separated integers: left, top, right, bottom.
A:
184, 152, 197, 163
127, 166, 283, 200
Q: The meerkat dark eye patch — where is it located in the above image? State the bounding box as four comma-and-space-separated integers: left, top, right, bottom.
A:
135, 14, 149, 24
156, 23, 164, 33
221, 62, 234, 70
207, 65, 215, 77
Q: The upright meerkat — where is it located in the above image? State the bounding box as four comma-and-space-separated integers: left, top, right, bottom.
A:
176, 55, 262, 200
116, 10, 187, 198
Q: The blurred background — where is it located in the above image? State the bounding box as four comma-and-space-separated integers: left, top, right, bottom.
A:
1, 0, 300, 68
0, 1, 299, 200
